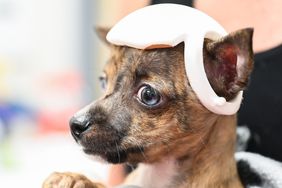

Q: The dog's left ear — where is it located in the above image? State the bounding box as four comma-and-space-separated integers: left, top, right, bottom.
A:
203, 28, 254, 101
95, 26, 111, 45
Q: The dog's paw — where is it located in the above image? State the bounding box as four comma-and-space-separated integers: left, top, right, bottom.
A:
42, 172, 105, 188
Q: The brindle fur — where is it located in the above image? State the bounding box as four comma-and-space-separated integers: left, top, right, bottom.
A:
43, 28, 253, 188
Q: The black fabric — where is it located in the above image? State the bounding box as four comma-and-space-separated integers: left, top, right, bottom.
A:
151, 1, 282, 162
151, 0, 193, 7
237, 159, 263, 186
238, 44, 282, 162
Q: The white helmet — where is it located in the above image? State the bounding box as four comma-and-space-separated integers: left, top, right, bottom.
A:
106, 4, 243, 115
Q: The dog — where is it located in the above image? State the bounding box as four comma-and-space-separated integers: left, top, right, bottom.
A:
43, 26, 254, 188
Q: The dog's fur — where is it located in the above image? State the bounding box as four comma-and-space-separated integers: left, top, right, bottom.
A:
43, 27, 253, 188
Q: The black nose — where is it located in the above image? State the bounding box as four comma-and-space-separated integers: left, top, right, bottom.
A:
69, 115, 91, 139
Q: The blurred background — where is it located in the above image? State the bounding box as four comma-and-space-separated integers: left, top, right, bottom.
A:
0, 0, 148, 187
1, 0, 282, 187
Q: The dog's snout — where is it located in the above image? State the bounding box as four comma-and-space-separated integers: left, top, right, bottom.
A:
69, 115, 91, 139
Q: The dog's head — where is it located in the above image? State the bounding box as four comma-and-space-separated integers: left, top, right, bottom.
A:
69, 27, 253, 164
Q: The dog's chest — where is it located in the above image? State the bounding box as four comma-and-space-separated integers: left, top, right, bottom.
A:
128, 159, 179, 188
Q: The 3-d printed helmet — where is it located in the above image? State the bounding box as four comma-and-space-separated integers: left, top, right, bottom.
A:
106, 4, 243, 115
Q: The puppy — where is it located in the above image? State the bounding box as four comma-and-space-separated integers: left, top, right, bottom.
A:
43, 27, 253, 188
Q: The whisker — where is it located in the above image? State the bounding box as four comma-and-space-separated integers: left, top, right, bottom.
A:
115, 141, 121, 163
137, 143, 148, 162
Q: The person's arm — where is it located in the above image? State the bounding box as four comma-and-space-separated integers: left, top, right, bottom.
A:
98, 0, 150, 26
194, 0, 282, 52
108, 164, 128, 187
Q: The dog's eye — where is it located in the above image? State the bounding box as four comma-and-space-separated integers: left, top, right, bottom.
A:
99, 75, 107, 90
137, 85, 161, 107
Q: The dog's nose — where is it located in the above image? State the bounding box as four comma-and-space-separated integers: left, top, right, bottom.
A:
69, 115, 91, 139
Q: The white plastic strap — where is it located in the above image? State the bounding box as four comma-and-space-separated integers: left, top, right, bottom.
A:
106, 4, 243, 115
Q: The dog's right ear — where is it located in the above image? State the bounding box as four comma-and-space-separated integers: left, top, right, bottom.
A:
203, 28, 254, 101
95, 26, 111, 45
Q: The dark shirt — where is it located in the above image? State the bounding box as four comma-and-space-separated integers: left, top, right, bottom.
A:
238, 44, 282, 161
151, 0, 193, 7
151, 0, 282, 161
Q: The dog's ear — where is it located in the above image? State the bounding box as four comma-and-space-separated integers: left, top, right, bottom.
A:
203, 28, 254, 101
95, 26, 111, 45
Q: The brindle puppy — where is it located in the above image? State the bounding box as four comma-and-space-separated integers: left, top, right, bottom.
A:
43, 28, 253, 188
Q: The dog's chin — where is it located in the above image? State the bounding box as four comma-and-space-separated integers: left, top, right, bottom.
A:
81, 145, 145, 164
83, 147, 128, 164
76, 132, 146, 164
